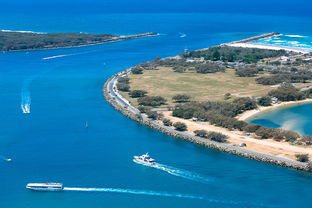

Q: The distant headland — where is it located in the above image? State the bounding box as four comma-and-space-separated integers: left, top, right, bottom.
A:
0, 30, 158, 51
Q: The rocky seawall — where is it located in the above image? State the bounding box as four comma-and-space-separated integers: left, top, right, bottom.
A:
103, 71, 312, 173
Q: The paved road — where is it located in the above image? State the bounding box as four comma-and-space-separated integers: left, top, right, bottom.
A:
107, 69, 140, 114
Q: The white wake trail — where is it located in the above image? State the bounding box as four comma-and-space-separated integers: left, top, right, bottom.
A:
21, 84, 31, 114
63, 187, 205, 200
133, 160, 213, 184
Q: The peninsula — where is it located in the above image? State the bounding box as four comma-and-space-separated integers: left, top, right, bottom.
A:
0, 30, 157, 51
104, 33, 312, 172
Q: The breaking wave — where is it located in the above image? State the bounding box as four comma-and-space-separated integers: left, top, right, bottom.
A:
133, 159, 213, 184
285, 35, 306, 38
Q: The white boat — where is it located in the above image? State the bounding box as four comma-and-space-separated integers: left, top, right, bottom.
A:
26, 183, 64, 191
6, 158, 12, 162
133, 153, 155, 165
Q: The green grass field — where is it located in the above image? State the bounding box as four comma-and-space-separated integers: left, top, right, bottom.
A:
120, 67, 311, 106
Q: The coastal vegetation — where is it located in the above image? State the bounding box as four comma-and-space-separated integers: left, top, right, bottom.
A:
0, 31, 156, 51
183, 46, 288, 63
194, 130, 228, 143
115, 43, 312, 163
173, 122, 188, 131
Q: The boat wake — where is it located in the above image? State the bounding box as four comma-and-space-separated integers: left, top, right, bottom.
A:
133, 159, 213, 184
63, 187, 268, 207
0, 155, 12, 162
42, 50, 97, 60
179, 33, 187, 38
64, 187, 205, 200
21, 84, 31, 114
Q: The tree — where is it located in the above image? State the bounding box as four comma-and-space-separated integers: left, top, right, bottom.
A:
224, 93, 231, 100
243, 124, 261, 133
118, 76, 130, 84
173, 122, 188, 131
206, 132, 228, 143
172, 94, 191, 103
146, 111, 164, 120
117, 82, 130, 92
132, 67, 143, 74
268, 83, 305, 101
258, 96, 272, 106
129, 90, 147, 98
194, 129, 208, 138
301, 135, 312, 145
162, 118, 173, 126
138, 106, 151, 113
295, 154, 309, 162
138, 96, 166, 106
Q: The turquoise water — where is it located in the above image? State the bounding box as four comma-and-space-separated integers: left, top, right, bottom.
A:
1, 12, 312, 208
250, 103, 312, 135
253, 34, 312, 51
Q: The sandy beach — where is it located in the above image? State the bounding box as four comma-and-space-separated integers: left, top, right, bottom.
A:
162, 111, 312, 161
237, 99, 312, 121
226, 42, 310, 54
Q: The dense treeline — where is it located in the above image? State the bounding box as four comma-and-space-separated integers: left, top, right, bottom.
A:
171, 96, 302, 141
268, 83, 305, 101
183, 46, 287, 63
0, 31, 117, 51
256, 72, 312, 85
117, 76, 130, 92
173, 97, 257, 118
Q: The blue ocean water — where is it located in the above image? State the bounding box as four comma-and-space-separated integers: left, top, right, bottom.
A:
1, 11, 312, 208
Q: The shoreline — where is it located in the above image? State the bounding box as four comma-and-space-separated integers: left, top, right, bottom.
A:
0, 32, 159, 53
103, 69, 312, 173
225, 42, 310, 54
237, 99, 312, 121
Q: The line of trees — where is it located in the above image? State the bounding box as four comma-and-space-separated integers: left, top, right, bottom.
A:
183, 46, 287, 63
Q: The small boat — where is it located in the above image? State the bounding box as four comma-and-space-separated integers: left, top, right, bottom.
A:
85, 121, 88, 128
133, 153, 155, 165
26, 183, 64, 191
6, 158, 12, 162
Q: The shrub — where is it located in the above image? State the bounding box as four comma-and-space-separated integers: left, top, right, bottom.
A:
132, 67, 143, 74
206, 132, 228, 143
146, 111, 164, 120
195, 63, 225, 74
258, 96, 272, 106
235, 68, 259, 77
138, 96, 166, 106
173, 122, 187, 131
172, 94, 191, 103
129, 90, 147, 98
117, 82, 130, 92
268, 83, 305, 101
194, 129, 208, 138
243, 124, 261, 133
138, 106, 151, 113
295, 154, 310, 162
118, 76, 130, 84
224, 93, 231, 100
302, 135, 312, 145
162, 118, 173, 126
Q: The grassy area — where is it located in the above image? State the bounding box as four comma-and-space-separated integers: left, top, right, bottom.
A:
120, 67, 311, 107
